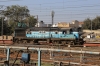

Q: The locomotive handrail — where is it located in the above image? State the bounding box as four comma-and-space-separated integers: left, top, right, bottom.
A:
0, 46, 99, 55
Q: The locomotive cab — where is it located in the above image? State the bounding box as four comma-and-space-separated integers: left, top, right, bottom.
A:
61, 28, 72, 34
13, 22, 28, 43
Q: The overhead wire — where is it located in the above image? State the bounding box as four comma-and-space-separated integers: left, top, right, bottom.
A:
30, 9, 100, 13
24, 0, 88, 6
29, 4, 100, 11
0, 0, 21, 2
0, 0, 99, 23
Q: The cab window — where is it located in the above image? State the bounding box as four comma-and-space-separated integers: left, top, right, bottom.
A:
62, 31, 66, 34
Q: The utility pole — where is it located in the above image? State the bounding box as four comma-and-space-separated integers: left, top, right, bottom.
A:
91, 19, 92, 33
88, 15, 92, 33
1, 16, 3, 36
0, 6, 4, 36
0, 10, 4, 36
37, 15, 38, 27
51, 11, 55, 26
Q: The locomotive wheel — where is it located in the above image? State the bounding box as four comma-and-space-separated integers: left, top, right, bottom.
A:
22, 40, 27, 44
68, 41, 75, 45
61, 41, 66, 45
14, 40, 17, 44
71, 41, 75, 45
14, 39, 19, 44
51, 41, 54, 45
29, 40, 34, 44
52, 40, 59, 45
55, 41, 59, 44
18, 40, 22, 44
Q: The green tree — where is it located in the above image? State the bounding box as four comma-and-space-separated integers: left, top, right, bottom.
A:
0, 18, 10, 35
3, 5, 30, 22
24, 15, 37, 27
92, 16, 100, 30
3, 21, 11, 35
83, 16, 100, 30
2, 5, 30, 33
0, 19, 2, 35
83, 18, 91, 29
1, 5, 38, 34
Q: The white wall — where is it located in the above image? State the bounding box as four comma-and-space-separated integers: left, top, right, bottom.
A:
35, 22, 51, 27
52, 24, 58, 27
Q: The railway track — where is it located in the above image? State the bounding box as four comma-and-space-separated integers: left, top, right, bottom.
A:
0, 45, 99, 66
0, 43, 84, 47
0, 49, 100, 66
1, 40, 100, 48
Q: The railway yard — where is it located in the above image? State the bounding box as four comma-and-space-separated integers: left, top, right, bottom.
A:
0, 24, 100, 66
0, 32, 100, 66
0, 43, 100, 66
1, 0, 100, 65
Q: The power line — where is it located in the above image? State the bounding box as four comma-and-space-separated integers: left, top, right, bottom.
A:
31, 13, 100, 16
0, 0, 99, 23
28, 4, 100, 11
0, 0, 21, 2
30, 9, 100, 13
24, 0, 88, 6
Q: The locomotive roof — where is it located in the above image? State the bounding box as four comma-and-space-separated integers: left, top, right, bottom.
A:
28, 27, 72, 31
15, 28, 27, 30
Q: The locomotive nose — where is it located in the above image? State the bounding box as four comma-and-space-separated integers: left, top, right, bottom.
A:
72, 32, 79, 39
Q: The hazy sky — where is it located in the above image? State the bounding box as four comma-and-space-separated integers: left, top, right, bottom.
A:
0, 0, 100, 24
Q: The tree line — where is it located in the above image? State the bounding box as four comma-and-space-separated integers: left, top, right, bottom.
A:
0, 5, 37, 35
83, 16, 100, 30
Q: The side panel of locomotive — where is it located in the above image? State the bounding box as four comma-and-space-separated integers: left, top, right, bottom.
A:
26, 31, 50, 39
26, 31, 76, 39
25, 27, 81, 45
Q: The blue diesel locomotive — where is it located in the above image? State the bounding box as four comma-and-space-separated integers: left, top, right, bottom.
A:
14, 25, 84, 45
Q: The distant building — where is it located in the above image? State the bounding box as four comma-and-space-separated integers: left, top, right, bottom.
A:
57, 22, 69, 27
35, 21, 52, 27
79, 22, 84, 27
52, 24, 58, 27
53, 20, 80, 28
35, 20, 83, 28
70, 20, 79, 27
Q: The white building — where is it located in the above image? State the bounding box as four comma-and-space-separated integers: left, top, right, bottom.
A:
35, 21, 51, 27
52, 24, 58, 27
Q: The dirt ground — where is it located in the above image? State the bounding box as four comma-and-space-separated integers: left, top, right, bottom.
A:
0, 46, 100, 66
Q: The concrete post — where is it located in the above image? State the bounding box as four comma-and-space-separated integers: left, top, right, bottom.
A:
7, 48, 10, 61
4, 48, 10, 66
38, 49, 41, 66
80, 49, 83, 66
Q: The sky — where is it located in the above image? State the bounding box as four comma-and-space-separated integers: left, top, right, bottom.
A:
0, 0, 100, 24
